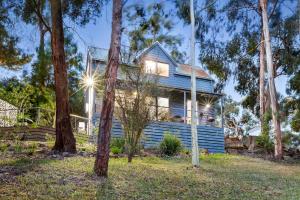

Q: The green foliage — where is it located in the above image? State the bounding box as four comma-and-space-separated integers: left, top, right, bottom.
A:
0, 78, 55, 126
75, 134, 88, 145
290, 111, 300, 132
159, 133, 182, 156
0, 78, 55, 110
283, 97, 300, 132
282, 132, 300, 149
25, 142, 38, 155
124, 2, 186, 63
114, 67, 160, 162
256, 135, 274, 152
256, 110, 274, 152
111, 146, 122, 155
0, 0, 31, 69
14, 143, 23, 153
110, 137, 125, 153
0, 143, 8, 152
181, 148, 191, 155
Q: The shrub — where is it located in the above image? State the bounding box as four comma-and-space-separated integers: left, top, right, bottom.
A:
75, 134, 88, 145
110, 137, 125, 153
282, 131, 300, 150
26, 142, 38, 155
160, 133, 182, 156
256, 110, 274, 152
111, 146, 122, 155
14, 143, 23, 153
181, 148, 191, 155
256, 134, 273, 152
0, 143, 8, 152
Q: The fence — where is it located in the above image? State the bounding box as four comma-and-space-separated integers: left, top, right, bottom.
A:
0, 107, 89, 134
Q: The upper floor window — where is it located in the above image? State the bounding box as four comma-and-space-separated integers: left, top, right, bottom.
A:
145, 60, 169, 77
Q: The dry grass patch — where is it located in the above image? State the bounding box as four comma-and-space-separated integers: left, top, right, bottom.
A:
0, 152, 299, 200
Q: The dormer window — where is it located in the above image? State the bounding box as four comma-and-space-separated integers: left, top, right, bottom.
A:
145, 60, 169, 77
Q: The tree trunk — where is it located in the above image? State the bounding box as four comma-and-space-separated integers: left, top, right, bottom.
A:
128, 151, 133, 163
94, 0, 123, 177
260, 0, 283, 159
37, 19, 47, 87
259, 32, 265, 124
50, 0, 76, 153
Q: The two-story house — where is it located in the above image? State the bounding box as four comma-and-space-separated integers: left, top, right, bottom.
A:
86, 42, 224, 153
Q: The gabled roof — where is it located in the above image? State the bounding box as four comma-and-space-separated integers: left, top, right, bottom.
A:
88, 46, 108, 61
135, 41, 179, 67
87, 46, 135, 65
87, 41, 213, 80
136, 41, 212, 80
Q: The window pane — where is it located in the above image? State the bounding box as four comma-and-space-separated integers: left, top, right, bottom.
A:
157, 97, 169, 108
145, 60, 156, 74
157, 62, 169, 77
157, 97, 169, 120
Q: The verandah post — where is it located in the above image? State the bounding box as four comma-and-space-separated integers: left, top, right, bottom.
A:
184, 91, 187, 124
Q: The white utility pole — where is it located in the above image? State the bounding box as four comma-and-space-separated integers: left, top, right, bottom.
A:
190, 0, 200, 167
88, 83, 94, 135
87, 57, 94, 136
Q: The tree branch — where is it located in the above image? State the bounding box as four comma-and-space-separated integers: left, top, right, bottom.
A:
197, 0, 218, 13
268, 0, 279, 19
31, 0, 52, 34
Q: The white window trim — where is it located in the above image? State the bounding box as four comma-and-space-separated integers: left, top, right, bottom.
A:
145, 60, 169, 77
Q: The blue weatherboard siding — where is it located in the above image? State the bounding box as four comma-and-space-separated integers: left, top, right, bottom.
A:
90, 43, 215, 93
143, 44, 214, 93
88, 43, 224, 153
111, 120, 224, 153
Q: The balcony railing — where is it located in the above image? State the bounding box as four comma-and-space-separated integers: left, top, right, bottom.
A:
146, 106, 223, 128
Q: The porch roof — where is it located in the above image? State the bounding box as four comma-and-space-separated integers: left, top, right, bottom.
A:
157, 85, 224, 98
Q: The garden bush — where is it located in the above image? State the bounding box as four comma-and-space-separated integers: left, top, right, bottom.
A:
110, 137, 125, 153
25, 142, 37, 155
160, 133, 182, 156
111, 146, 122, 155
256, 110, 274, 152
0, 143, 8, 152
282, 131, 300, 150
256, 134, 274, 152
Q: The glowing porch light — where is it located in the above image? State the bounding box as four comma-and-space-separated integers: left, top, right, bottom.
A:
85, 77, 94, 87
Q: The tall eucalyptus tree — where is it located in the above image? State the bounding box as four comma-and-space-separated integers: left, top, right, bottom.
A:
94, 0, 124, 177
14, 0, 105, 152
260, 0, 282, 159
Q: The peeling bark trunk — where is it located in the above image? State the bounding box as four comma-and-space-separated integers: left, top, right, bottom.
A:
50, 0, 76, 153
260, 0, 283, 159
259, 32, 265, 124
94, 0, 123, 177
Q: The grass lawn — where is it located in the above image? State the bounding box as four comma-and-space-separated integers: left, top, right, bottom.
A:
1, 151, 300, 200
